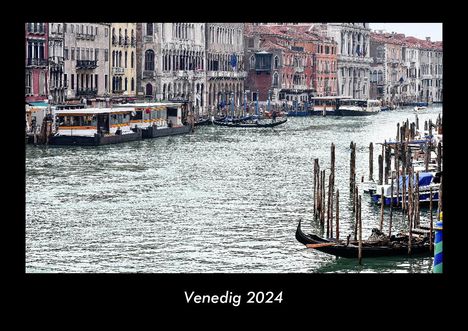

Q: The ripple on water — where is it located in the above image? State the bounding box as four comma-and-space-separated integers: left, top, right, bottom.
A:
26, 106, 442, 273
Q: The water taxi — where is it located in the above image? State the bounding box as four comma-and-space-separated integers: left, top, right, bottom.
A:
337, 99, 381, 116
50, 107, 142, 146
113, 102, 192, 138
310, 96, 352, 116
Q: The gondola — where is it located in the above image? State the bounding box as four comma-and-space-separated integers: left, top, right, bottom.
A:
213, 118, 287, 128
295, 220, 432, 258
194, 117, 213, 126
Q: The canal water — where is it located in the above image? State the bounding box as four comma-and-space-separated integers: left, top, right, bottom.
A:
26, 106, 442, 273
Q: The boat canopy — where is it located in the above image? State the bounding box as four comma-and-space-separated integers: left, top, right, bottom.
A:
113, 102, 180, 108
398, 172, 434, 188
55, 108, 135, 115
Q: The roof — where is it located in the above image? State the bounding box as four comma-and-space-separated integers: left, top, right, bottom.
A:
370, 31, 442, 50
113, 102, 180, 108
55, 108, 135, 115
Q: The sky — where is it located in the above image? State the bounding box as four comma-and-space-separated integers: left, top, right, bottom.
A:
369, 23, 442, 41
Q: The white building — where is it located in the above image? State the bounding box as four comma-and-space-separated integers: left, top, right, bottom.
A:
321, 23, 372, 98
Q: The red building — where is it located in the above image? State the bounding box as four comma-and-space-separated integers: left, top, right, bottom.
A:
244, 24, 337, 106
25, 23, 49, 103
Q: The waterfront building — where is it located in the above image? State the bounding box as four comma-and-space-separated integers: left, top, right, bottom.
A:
243, 24, 337, 106
419, 38, 443, 103
63, 23, 111, 105
136, 23, 206, 112
110, 23, 137, 101
319, 23, 372, 99
206, 23, 246, 113
25, 23, 49, 103
370, 32, 443, 104
48, 23, 66, 104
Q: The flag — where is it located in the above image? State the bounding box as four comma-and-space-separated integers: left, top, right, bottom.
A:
230, 54, 237, 69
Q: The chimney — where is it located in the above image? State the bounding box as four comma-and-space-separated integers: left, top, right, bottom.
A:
426, 37, 431, 41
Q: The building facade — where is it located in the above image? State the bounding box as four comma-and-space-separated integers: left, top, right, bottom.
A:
206, 23, 246, 113
110, 23, 137, 100
322, 23, 372, 98
25, 23, 49, 103
48, 23, 66, 104
243, 24, 337, 106
370, 32, 443, 104
63, 23, 111, 103
136, 23, 207, 111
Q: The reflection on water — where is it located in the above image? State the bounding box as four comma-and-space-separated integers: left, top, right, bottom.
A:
26, 106, 442, 273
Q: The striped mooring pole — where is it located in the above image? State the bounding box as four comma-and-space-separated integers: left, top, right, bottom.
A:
433, 211, 443, 273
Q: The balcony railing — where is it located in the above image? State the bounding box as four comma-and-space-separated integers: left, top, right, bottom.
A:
26, 58, 48, 67
76, 33, 95, 40
143, 70, 155, 79
112, 67, 125, 75
76, 88, 98, 97
76, 60, 98, 69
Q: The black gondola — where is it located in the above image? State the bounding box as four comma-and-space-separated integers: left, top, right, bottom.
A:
194, 118, 213, 126
295, 220, 432, 258
213, 118, 287, 128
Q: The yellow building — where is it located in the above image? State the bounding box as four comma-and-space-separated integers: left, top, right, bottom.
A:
110, 23, 136, 99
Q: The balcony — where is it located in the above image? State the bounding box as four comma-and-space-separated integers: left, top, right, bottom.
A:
207, 71, 247, 78
76, 60, 98, 70
112, 67, 125, 75
144, 35, 153, 43
143, 70, 155, 79
112, 89, 125, 94
76, 88, 98, 97
26, 58, 48, 67
76, 33, 95, 41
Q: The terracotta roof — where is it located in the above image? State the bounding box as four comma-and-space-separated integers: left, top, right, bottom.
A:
370, 31, 442, 50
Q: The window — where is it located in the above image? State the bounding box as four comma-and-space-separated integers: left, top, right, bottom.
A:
71, 48, 75, 60
131, 78, 135, 91
105, 28, 108, 37
64, 47, 69, 60
145, 50, 155, 71
274, 56, 279, 69
147, 23, 153, 36
125, 51, 127, 68
131, 51, 134, 68
249, 55, 255, 69
273, 72, 279, 86
105, 49, 108, 62
125, 77, 128, 91
95, 48, 99, 61
71, 74, 74, 89
105, 74, 108, 91
63, 23, 67, 33
95, 74, 98, 90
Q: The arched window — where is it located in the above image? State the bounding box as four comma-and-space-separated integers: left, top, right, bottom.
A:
131, 78, 135, 91
378, 70, 383, 83
131, 51, 134, 68
145, 50, 154, 71
274, 56, 279, 69
146, 83, 153, 97
273, 72, 279, 86
249, 55, 255, 69
146, 23, 153, 36
125, 77, 128, 91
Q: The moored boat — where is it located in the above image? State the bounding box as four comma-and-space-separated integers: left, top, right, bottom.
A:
113, 102, 192, 138
50, 107, 142, 146
213, 117, 287, 128
337, 99, 381, 116
295, 220, 431, 258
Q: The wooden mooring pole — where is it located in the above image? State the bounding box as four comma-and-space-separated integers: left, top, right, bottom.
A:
369, 142, 373, 181
335, 189, 339, 241
380, 186, 384, 231
429, 187, 433, 252
358, 195, 363, 265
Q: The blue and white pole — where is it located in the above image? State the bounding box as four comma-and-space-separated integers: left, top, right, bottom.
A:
433, 211, 443, 273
